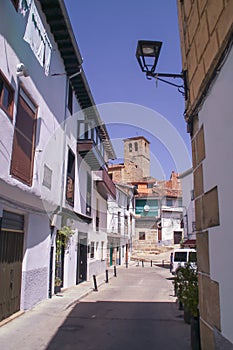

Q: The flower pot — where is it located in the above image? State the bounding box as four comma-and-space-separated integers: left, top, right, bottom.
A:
191, 316, 201, 350
54, 285, 61, 294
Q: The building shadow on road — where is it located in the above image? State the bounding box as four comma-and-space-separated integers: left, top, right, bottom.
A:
154, 262, 170, 269
46, 300, 190, 350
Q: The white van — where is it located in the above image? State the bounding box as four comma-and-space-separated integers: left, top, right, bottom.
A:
171, 248, 197, 275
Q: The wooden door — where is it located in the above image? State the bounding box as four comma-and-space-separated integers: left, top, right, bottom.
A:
0, 211, 24, 321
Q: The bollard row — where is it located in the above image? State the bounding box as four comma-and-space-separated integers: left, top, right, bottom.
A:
92, 265, 118, 292
135, 259, 167, 267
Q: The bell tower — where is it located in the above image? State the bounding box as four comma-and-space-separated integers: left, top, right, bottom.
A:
124, 136, 150, 178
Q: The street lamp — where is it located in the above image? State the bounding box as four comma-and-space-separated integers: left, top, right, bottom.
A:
136, 40, 188, 100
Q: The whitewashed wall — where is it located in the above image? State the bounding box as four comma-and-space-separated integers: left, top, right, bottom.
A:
180, 170, 195, 239
199, 46, 233, 344
0, 0, 84, 311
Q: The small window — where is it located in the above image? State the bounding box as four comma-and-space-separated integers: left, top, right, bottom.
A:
0, 70, 14, 119
134, 142, 138, 151
139, 232, 145, 240
90, 242, 95, 258
129, 143, 132, 152
166, 198, 173, 207
178, 198, 183, 207
42, 164, 52, 190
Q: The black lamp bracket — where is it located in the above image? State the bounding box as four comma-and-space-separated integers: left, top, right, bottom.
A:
146, 70, 188, 100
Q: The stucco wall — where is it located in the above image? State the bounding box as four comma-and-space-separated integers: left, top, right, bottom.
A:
198, 46, 233, 344
21, 214, 50, 310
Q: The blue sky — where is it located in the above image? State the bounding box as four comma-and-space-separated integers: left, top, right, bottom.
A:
64, 0, 192, 179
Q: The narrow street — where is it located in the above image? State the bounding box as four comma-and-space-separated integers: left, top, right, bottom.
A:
0, 263, 190, 350
47, 265, 190, 350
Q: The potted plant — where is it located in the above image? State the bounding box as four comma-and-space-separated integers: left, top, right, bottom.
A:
173, 263, 201, 350
54, 225, 74, 294
54, 277, 62, 294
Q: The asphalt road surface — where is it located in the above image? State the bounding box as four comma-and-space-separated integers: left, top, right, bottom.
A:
46, 265, 191, 350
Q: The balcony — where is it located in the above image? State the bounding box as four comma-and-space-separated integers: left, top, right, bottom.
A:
77, 121, 105, 170
93, 169, 116, 200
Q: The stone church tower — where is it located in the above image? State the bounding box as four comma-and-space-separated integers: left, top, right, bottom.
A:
124, 136, 150, 178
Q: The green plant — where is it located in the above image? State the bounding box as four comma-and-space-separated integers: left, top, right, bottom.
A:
55, 226, 75, 286
56, 226, 74, 255
55, 277, 62, 287
58, 226, 74, 246
173, 263, 198, 318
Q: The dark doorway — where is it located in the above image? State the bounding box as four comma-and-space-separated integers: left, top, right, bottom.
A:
0, 211, 24, 321
55, 231, 65, 289
76, 233, 87, 284
110, 246, 113, 266
174, 231, 182, 244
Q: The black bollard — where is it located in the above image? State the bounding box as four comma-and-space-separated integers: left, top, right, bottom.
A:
142, 260, 144, 267
126, 260, 128, 268
93, 274, 98, 291
151, 260, 153, 267
114, 265, 117, 277
105, 270, 109, 283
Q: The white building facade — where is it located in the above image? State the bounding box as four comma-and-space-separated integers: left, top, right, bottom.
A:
0, 0, 115, 322
107, 184, 135, 266
178, 168, 196, 241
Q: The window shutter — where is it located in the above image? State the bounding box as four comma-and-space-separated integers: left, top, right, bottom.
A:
11, 94, 37, 186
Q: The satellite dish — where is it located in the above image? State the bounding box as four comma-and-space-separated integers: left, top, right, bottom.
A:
144, 205, 150, 212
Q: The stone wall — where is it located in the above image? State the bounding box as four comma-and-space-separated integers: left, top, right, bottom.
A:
177, 1, 233, 348
177, 0, 233, 116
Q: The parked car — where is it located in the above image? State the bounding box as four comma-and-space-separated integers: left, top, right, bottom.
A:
171, 248, 197, 275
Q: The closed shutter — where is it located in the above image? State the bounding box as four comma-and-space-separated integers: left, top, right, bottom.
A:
11, 92, 37, 186
0, 211, 24, 321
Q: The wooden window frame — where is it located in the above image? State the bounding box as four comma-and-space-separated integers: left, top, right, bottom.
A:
66, 148, 75, 206
10, 87, 37, 186
0, 70, 14, 120
139, 232, 146, 240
